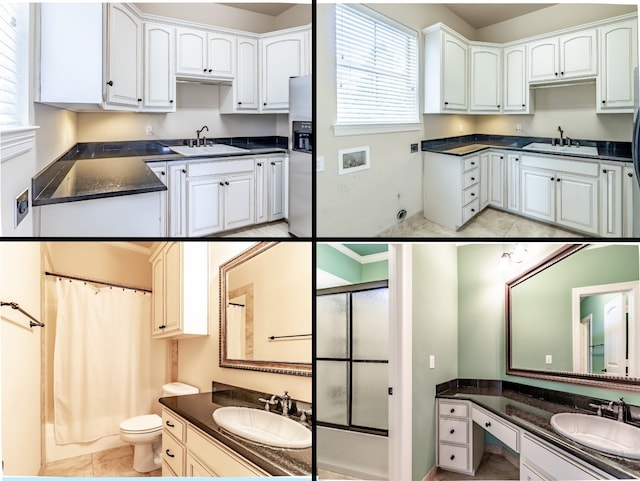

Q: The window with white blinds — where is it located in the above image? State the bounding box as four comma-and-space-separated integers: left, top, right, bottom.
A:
0, 3, 29, 129
335, 4, 419, 133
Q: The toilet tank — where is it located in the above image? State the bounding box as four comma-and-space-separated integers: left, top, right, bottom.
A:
162, 382, 199, 397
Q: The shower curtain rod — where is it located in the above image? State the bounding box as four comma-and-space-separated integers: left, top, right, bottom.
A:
45, 271, 152, 293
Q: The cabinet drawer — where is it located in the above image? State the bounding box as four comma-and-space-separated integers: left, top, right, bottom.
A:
162, 430, 185, 476
471, 406, 519, 452
186, 425, 268, 476
462, 184, 479, 206
464, 156, 480, 171
521, 434, 600, 480
521, 462, 548, 481
463, 169, 480, 189
438, 418, 468, 444
439, 400, 469, 418
520, 155, 599, 177
163, 409, 186, 442
438, 443, 469, 471
187, 157, 255, 177
462, 198, 480, 224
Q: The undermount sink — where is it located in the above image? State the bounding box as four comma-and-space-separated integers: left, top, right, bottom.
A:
550, 413, 640, 459
212, 406, 311, 449
522, 142, 599, 156
169, 144, 249, 157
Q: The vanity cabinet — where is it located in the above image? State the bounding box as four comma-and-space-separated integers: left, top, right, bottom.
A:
423, 152, 480, 230
150, 242, 209, 339
437, 400, 483, 475
597, 19, 638, 112
424, 25, 468, 113
528, 29, 597, 83
161, 408, 269, 477
503, 45, 531, 114
175, 27, 236, 80
143, 22, 175, 112
470, 45, 502, 112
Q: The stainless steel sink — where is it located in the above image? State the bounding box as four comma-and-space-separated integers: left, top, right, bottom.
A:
169, 144, 249, 157
522, 142, 598, 156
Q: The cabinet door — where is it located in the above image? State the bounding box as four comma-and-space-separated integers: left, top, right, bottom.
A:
148, 162, 168, 236
168, 163, 187, 237
144, 22, 175, 111
105, 4, 142, 108
255, 159, 269, 224
151, 251, 166, 336
269, 158, 285, 221
442, 32, 468, 111
207, 32, 236, 79
480, 154, 490, 209
261, 31, 306, 111
623, 166, 635, 237
470, 46, 501, 112
236, 37, 259, 110
224, 174, 255, 230
521, 167, 555, 222
503, 45, 529, 113
176, 27, 207, 77
187, 177, 224, 236
488, 153, 505, 208
556, 172, 598, 235
164, 243, 182, 335
598, 20, 637, 112
186, 453, 217, 477
600, 164, 622, 237
507, 154, 521, 212
559, 29, 597, 80
528, 38, 558, 82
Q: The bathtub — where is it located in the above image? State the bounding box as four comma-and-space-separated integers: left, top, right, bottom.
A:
45, 422, 127, 463
317, 425, 388, 480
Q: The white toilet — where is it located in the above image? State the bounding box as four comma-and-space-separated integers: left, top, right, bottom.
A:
119, 382, 199, 472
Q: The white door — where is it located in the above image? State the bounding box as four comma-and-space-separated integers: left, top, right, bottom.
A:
207, 32, 236, 79
269, 158, 285, 221
176, 27, 207, 77
528, 38, 558, 82
187, 177, 224, 236
144, 22, 175, 111
442, 32, 467, 111
480, 153, 489, 209
224, 174, 255, 230
604, 294, 626, 375
261, 32, 305, 110
503, 45, 528, 112
598, 20, 637, 111
489, 152, 505, 208
470, 46, 501, 112
255, 159, 268, 224
105, 4, 141, 108
520, 167, 555, 222
556, 173, 598, 235
559, 29, 597, 79
236, 37, 259, 110
507, 154, 521, 212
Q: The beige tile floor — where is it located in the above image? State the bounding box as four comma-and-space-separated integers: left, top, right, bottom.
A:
378, 208, 583, 238
41, 445, 161, 477
216, 220, 291, 237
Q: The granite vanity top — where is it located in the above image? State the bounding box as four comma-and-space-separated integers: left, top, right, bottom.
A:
422, 134, 632, 163
159, 391, 311, 477
438, 384, 640, 479
32, 137, 287, 206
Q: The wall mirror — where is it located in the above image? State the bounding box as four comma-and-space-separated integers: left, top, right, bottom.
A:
219, 241, 312, 376
506, 244, 640, 391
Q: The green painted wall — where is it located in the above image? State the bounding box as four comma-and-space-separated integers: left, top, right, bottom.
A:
317, 244, 388, 284
412, 244, 458, 481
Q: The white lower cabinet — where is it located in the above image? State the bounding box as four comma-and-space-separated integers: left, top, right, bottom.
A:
168, 161, 188, 237
161, 408, 269, 477
506, 153, 521, 212
600, 163, 623, 237
436, 400, 483, 475
255, 156, 285, 224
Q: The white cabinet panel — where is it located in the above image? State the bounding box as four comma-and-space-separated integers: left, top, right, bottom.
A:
521, 167, 556, 222
556, 172, 599, 235
144, 22, 175, 111
176, 28, 207, 76
261, 31, 306, 111
148, 162, 168, 236
623, 165, 636, 237
470, 46, 501, 112
187, 178, 224, 236
503, 45, 531, 113
600, 163, 623, 237
507, 154, 521, 212
442, 33, 468, 111
528, 38, 558, 82
559, 29, 597, 79
598, 20, 638, 112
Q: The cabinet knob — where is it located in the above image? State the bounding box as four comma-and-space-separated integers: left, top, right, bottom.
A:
450, 429, 455, 434
106, 80, 113, 86
257, 162, 263, 166
181, 169, 187, 174
471, 177, 475, 181
208, 69, 212, 73
628, 172, 633, 178
602, 100, 606, 104
450, 454, 455, 461
166, 421, 174, 427
238, 102, 242, 105
159, 325, 166, 329
444, 101, 449, 105
220, 182, 225, 186
556, 178, 561, 182
471, 161, 475, 165
225, 181, 229, 185
138, 98, 142, 102
561, 71, 564, 75
263, 102, 267, 106
555, 72, 559, 76
170, 100, 174, 104
522, 104, 525, 107
515, 158, 519, 161
550, 177, 554, 181
203, 68, 207, 72
160, 171, 166, 176
500, 156, 504, 159
165, 449, 175, 458
471, 208, 476, 213
603, 169, 607, 174
271, 162, 276, 165
471, 192, 475, 197
485, 421, 491, 428
450, 408, 455, 414
497, 105, 500, 108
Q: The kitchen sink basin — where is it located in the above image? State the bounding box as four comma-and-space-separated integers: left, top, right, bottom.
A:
169, 144, 249, 157
212, 406, 311, 449
550, 413, 640, 459
522, 142, 598, 156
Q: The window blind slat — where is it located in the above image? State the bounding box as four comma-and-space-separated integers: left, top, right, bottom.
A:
336, 4, 418, 125
0, 2, 28, 128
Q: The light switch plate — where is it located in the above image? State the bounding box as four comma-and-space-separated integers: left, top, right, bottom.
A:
15, 188, 29, 227
429, 355, 435, 369
545, 354, 553, 364
316, 155, 325, 172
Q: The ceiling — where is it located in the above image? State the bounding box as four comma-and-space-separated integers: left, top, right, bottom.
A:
219, 3, 297, 16
444, 3, 554, 29
343, 244, 389, 257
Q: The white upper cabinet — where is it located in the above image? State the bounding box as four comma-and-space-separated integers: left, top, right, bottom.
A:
597, 19, 638, 112
176, 27, 236, 80
220, 36, 259, 113
424, 25, 468, 113
260, 30, 308, 111
528, 29, 597, 83
470, 45, 501, 112
104, 3, 143, 109
143, 22, 175, 112
503, 45, 532, 113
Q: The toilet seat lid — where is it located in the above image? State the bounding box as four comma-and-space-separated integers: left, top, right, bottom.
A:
120, 414, 162, 433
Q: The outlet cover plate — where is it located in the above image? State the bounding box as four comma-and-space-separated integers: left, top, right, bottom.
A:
15, 188, 29, 227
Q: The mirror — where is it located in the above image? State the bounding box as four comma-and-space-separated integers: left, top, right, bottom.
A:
507, 244, 640, 391
219, 242, 311, 376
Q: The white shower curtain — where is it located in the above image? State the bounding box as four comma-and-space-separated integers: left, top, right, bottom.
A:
227, 304, 245, 359
53, 279, 151, 444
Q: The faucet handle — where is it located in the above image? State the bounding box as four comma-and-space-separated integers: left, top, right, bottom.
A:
589, 403, 603, 416
258, 397, 277, 411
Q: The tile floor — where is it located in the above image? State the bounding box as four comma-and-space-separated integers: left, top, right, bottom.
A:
378, 208, 583, 238
41, 445, 161, 477
216, 220, 291, 238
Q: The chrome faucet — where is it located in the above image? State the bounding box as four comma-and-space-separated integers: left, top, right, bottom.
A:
281, 391, 293, 415
616, 397, 626, 422
258, 394, 278, 412
196, 125, 209, 146
557, 126, 565, 146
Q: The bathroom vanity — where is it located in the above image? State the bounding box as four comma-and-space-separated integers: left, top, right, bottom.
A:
436, 380, 640, 480
158, 385, 311, 477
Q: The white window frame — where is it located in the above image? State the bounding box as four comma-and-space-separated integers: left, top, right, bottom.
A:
334, 4, 421, 136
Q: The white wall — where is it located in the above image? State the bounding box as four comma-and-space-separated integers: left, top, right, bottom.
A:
1, 242, 43, 475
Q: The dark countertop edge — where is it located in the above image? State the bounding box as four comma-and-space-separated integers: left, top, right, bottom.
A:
421, 135, 632, 163
158, 396, 310, 477
142, 147, 287, 163
32, 183, 167, 207
437, 390, 638, 479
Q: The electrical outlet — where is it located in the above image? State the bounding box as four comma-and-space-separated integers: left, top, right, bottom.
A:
516, 123, 523, 132
411, 143, 419, 153
15, 188, 28, 227
545, 354, 553, 364
316, 155, 325, 172
146, 124, 153, 136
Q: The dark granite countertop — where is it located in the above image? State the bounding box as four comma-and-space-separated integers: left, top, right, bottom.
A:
159, 391, 311, 477
422, 134, 632, 163
438, 385, 640, 479
32, 137, 287, 206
